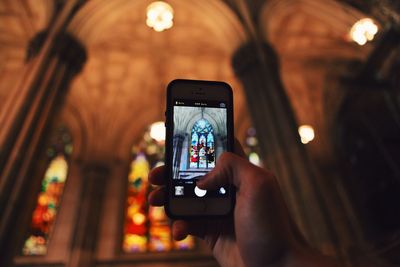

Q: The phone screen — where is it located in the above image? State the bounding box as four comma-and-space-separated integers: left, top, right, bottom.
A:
172, 99, 229, 198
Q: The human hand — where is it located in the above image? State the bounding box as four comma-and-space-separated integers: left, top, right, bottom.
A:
148, 142, 338, 267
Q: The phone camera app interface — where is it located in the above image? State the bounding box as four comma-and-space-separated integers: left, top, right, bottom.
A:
173, 99, 228, 198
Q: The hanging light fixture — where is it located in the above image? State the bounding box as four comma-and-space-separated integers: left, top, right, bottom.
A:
350, 18, 378, 46
298, 125, 315, 144
146, 1, 174, 32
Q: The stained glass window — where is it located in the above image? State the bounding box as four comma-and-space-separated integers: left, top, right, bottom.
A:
123, 125, 195, 253
190, 119, 215, 169
22, 127, 72, 255
124, 153, 150, 252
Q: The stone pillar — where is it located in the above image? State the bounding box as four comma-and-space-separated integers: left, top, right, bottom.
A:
68, 163, 110, 267
0, 2, 86, 266
48, 159, 83, 262
96, 162, 127, 261
232, 42, 340, 253
179, 134, 190, 170
173, 133, 185, 177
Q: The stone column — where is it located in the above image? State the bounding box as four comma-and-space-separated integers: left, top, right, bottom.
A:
232, 42, 340, 252
48, 158, 83, 262
0, 2, 86, 266
68, 163, 110, 267
179, 134, 190, 170
96, 162, 127, 261
173, 133, 185, 177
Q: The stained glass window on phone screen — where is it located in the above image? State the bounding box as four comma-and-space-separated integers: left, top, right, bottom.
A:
171, 101, 228, 198
190, 119, 215, 169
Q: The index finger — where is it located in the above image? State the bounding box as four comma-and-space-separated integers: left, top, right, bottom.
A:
197, 152, 248, 190
148, 165, 166, 186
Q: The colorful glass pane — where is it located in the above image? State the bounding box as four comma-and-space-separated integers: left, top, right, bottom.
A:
174, 235, 196, 250
198, 137, 207, 168
149, 225, 172, 252
22, 155, 68, 255
123, 153, 150, 253
190, 133, 199, 168
190, 119, 214, 169
149, 206, 172, 252
123, 123, 195, 253
22, 126, 72, 256
207, 132, 215, 168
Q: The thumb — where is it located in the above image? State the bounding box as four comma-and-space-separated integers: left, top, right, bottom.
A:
197, 152, 246, 190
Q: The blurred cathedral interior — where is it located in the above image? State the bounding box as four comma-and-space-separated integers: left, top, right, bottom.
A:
0, 0, 400, 266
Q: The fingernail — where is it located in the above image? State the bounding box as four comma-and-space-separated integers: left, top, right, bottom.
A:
196, 180, 205, 189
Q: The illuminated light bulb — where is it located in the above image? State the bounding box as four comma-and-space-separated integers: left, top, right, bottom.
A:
150, 121, 165, 142
146, 1, 174, 32
298, 125, 315, 144
350, 18, 378, 46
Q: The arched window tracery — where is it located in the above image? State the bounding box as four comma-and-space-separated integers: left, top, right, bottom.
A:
190, 119, 215, 169
22, 127, 73, 256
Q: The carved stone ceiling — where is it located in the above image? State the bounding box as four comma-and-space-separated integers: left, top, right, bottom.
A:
0, 0, 378, 164
261, 0, 373, 163
64, 0, 250, 162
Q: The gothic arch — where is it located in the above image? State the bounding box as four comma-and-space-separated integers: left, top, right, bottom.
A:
118, 107, 162, 160
67, 0, 247, 54
63, 0, 250, 165
260, 0, 370, 59
185, 111, 225, 136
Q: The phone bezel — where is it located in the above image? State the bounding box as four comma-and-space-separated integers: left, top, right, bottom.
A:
165, 79, 235, 219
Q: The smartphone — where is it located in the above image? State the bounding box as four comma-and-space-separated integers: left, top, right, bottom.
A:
165, 79, 235, 218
